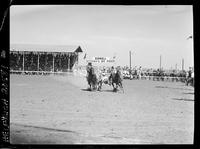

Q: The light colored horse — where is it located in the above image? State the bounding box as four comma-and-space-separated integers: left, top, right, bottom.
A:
96, 71, 110, 91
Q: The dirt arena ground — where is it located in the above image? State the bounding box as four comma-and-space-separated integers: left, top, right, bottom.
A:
10, 73, 194, 144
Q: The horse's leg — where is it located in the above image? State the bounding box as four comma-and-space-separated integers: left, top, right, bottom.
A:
99, 81, 102, 90
88, 83, 91, 91
109, 77, 112, 85
95, 79, 98, 90
94, 75, 98, 90
92, 82, 96, 90
119, 82, 124, 93
89, 80, 93, 91
186, 78, 189, 86
87, 82, 90, 90
120, 82, 123, 88
90, 83, 92, 91
189, 78, 192, 86
97, 81, 101, 91
116, 84, 119, 91
97, 81, 100, 91
112, 83, 115, 91
192, 78, 194, 87
97, 83, 100, 91
112, 83, 117, 92
100, 81, 103, 90
90, 77, 95, 91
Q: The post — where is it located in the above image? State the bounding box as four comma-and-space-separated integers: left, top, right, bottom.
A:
52, 53, 54, 72
182, 58, 184, 71
160, 55, 162, 70
45, 53, 47, 71
68, 53, 71, 71
37, 53, 40, 71
77, 52, 79, 65
130, 51, 131, 69
23, 51, 25, 72
59, 54, 61, 71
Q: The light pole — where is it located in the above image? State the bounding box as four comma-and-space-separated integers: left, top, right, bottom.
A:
186, 35, 193, 70
129, 51, 132, 70
113, 52, 117, 66
160, 55, 162, 71
182, 58, 184, 71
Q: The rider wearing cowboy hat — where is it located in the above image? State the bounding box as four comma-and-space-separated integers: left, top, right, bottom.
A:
86, 62, 92, 78
108, 66, 116, 85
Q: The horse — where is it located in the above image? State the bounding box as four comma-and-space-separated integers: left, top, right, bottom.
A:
185, 77, 194, 87
185, 70, 194, 87
96, 72, 110, 91
86, 66, 98, 91
109, 70, 124, 93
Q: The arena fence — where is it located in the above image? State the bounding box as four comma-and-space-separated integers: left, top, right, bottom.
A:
139, 75, 186, 82
10, 70, 74, 76
10, 64, 187, 83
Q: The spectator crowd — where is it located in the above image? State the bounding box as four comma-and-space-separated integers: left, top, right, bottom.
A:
74, 65, 194, 86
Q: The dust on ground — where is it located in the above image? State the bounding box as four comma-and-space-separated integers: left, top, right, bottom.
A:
10, 74, 194, 144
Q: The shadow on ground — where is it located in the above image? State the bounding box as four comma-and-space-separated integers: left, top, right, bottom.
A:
99, 89, 115, 93
172, 98, 194, 102
81, 88, 117, 93
155, 86, 193, 91
81, 88, 91, 92
10, 131, 56, 144
10, 123, 81, 144
183, 92, 194, 95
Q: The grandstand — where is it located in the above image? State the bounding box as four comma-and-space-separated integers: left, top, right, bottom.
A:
10, 44, 83, 75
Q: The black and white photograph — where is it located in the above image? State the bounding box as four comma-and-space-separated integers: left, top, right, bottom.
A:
9, 5, 194, 144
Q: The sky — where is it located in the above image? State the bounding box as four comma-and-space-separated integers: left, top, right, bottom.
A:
10, 5, 193, 69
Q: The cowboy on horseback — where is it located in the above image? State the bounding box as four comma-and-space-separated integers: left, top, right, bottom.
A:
109, 66, 116, 85
86, 62, 98, 90
186, 67, 194, 87
108, 66, 124, 92
86, 62, 93, 77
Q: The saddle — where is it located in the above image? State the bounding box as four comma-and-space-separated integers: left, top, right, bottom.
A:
110, 71, 122, 84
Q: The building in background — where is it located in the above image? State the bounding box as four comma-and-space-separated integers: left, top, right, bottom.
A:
10, 44, 83, 74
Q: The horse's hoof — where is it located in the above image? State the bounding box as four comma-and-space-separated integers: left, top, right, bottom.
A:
113, 88, 117, 92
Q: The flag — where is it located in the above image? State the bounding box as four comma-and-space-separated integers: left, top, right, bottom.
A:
83, 53, 87, 59
187, 35, 193, 40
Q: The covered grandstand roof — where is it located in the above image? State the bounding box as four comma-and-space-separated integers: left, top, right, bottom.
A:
10, 44, 83, 53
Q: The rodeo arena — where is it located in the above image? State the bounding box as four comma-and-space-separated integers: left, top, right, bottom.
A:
10, 44, 194, 144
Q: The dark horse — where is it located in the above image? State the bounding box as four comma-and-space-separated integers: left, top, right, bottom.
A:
109, 70, 124, 93
185, 77, 194, 87
86, 66, 98, 91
